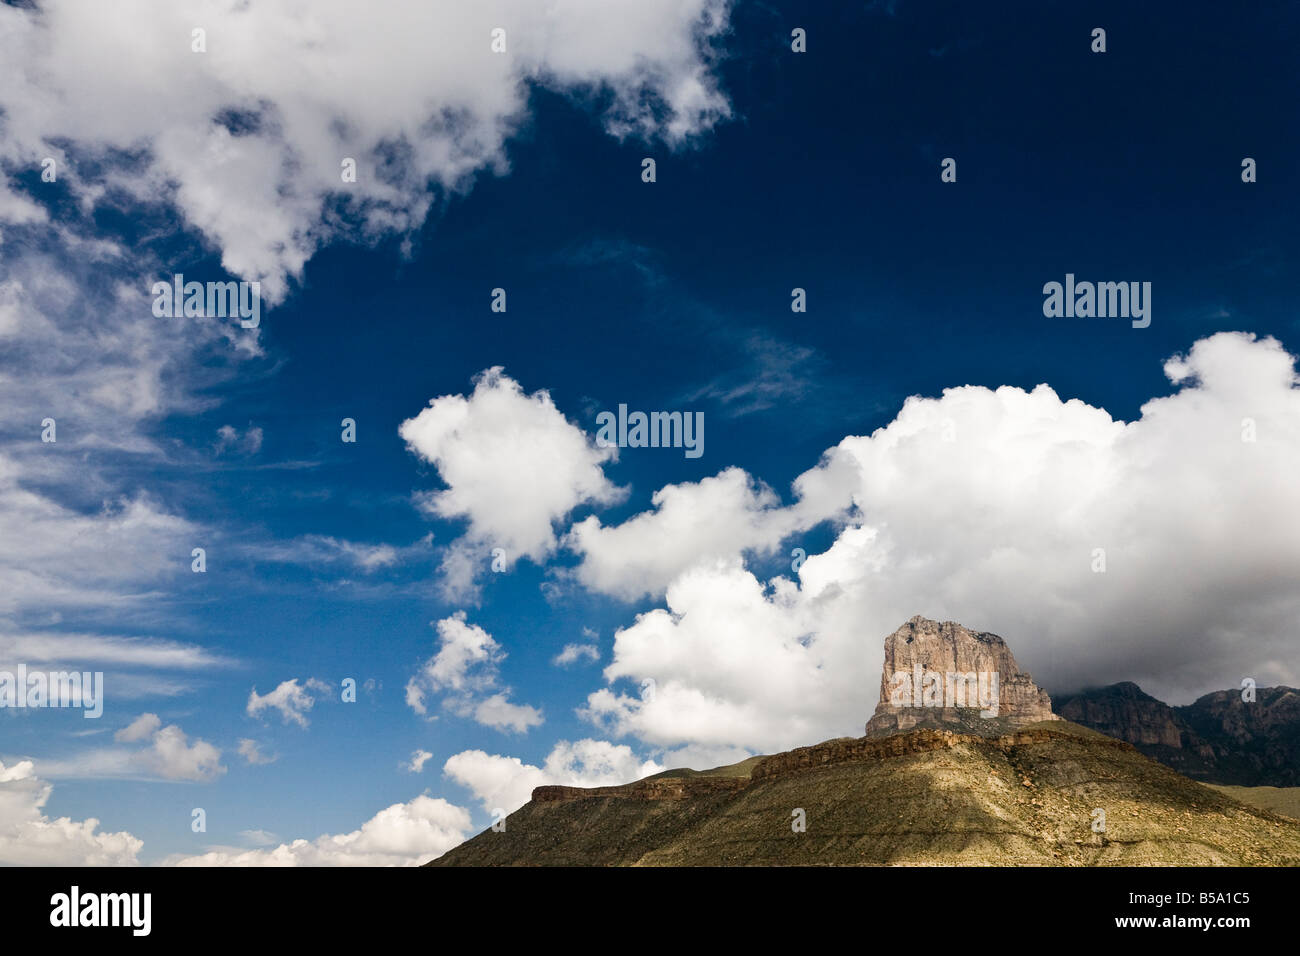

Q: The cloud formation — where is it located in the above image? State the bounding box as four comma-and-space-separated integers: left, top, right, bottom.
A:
578, 332, 1300, 760
169, 795, 472, 866
405, 613, 542, 733
401, 368, 624, 600
0, 758, 142, 865
247, 678, 331, 728
0, 0, 732, 301
444, 738, 663, 814
36, 714, 225, 782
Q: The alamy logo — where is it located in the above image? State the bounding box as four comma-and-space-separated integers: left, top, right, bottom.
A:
151, 273, 261, 328
0, 666, 103, 718
887, 667, 1000, 717
50, 886, 151, 936
1042, 273, 1151, 328
595, 404, 703, 459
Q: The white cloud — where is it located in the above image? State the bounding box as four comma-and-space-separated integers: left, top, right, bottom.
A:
39, 714, 225, 782
471, 693, 543, 734
243, 533, 434, 573
0, 758, 142, 865
0, 0, 733, 675
405, 613, 542, 732
114, 712, 162, 744
215, 424, 263, 455
404, 749, 433, 773
577, 332, 1300, 757
146, 723, 226, 782
237, 739, 277, 766
0, 473, 198, 618
247, 678, 330, 728
168, 795, 472, 867
400, 368, 625, 600
0, 0, 732, 302
238, 828, 279, 847
0, 632, 229, 670
583, 558, 836, 757
553, 642, 600, 666
566, 465, 846, 601
409, 614, 501, 696
444, 739, 663, 814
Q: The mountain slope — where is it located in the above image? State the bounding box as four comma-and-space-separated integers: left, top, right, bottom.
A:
429, 722, 1300, 866
1054, 682, 1300, 785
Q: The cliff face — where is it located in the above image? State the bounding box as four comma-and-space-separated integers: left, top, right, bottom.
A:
1053, 683, 1300, 786
1055, 681, 1184, 748
864, 616, 1059, 736
533, 777, 746, 803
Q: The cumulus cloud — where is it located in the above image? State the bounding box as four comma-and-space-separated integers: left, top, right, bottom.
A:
0, 0, 732, 301
405, 613, 542, 732
578, 332, 1300, 759
114, 713, 162, 744
400, 368, 625, 600
443, 739, 663, 814
39, 714, 225, 782
247, 678, 331, 728
566, 465, 848, 601
168, 795, 472, 866
553, 642, 600, 667
0, 758, 142, 865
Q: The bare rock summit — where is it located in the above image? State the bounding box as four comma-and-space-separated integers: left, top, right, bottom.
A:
865, 615, 1060, 736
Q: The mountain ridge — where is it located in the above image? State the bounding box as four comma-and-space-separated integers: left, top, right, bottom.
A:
428, 617, 1300, 866
1054, 681, 1300, 785
430, 719, 1300, 866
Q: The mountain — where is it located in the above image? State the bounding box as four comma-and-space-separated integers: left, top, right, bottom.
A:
864, 616, 1058, 736
430, 617, 1300, 866
430, 720, 1300, 866
1054, 682, 1300, 786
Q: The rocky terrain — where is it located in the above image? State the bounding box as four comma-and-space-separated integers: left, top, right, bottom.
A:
429, 617, 1300, 866
430, 720, 1300, 866
1054, 681, 1300, 785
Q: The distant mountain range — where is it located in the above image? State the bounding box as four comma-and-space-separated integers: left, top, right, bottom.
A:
1053, 681, 1300, 786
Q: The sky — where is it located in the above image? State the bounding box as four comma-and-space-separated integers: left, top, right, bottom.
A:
0, 0, 1298, 865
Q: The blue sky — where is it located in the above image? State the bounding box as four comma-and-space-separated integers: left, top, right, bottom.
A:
1, 0, 1298, 865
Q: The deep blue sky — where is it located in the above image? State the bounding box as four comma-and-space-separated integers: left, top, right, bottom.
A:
4, 0, 1298, 864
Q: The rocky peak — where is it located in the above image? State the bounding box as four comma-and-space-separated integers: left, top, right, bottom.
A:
1054, 681, 1185, 749
1055, 682, 1300, 785
865, 616, 1059, 736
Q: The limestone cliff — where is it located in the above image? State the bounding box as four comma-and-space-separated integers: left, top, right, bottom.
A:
864, 616, 1059, 736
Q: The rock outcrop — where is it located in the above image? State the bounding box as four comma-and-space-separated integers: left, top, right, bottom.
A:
1054, 682, 1300, 786
533, 777, 746, 803
1054, 681, 1185, 748
864, 616, 1059, 736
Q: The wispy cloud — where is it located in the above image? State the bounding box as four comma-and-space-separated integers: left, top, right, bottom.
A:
685, 332, 823, 417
